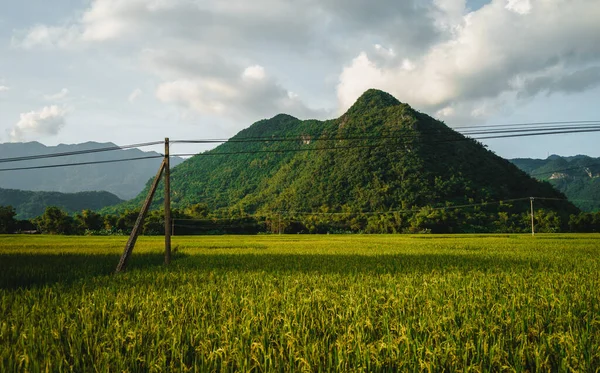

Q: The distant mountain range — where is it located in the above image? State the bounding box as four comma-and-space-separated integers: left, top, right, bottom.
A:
0, 188, 123, 219
0, 141, 184, 200
2, 93, 594, 227
510, 155, 600, 212
110, 89, 576, 233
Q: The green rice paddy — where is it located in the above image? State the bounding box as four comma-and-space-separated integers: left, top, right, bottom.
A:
1, 234, 599, 371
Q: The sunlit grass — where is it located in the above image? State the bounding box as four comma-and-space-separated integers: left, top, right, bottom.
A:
1, 234, 599, 371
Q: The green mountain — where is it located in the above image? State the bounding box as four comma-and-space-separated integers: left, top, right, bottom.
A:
112, 89, 577, 233
510, 155, 600, 212
0, 188, 123, 219
0, 141, 184, 200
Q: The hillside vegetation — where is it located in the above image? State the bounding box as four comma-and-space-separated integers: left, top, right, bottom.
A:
111, 90, 577, 233
511, 155, 600, 212
0, 188, 123, 219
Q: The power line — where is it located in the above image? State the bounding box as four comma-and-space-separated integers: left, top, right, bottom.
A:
170, 196, 582, 221
277, 198, 533, 216
1, 121, 598, 164
1, 124, 599, 172
452, 120, 600, 130
461, 124, 600, 136
473, 128, 600, 140
171, 124, 600, 145
0, 155, 163, 172
0, 140, 164, 164
170, 128, 600, 157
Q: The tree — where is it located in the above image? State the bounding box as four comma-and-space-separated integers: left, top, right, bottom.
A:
35, 206, 75, 235
143, 210, 165, 235
76, 209, 104, 232
184, 203, 210, 218
0, 205, 17, 234
569, 212, 600, 232
103, 214, 118, 231
116, 209, 140, 233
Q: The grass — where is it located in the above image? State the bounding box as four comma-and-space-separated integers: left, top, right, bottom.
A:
1, 234, 599, 372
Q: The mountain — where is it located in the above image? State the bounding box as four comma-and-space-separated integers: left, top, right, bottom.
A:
0, 142, 184, 200
510, 155, 600, 212
113, 89, 577, 233
0, 188, 123, 219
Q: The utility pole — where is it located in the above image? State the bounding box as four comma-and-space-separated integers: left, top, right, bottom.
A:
530, 197, 535, 236
116, 160, 166, 273
164, 138, 171, 265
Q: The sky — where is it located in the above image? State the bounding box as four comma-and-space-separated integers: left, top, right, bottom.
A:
1, 0, 599, 159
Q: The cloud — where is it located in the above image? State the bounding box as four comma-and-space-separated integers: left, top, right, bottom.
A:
9, 106, 68, 142
10, 0, 441, 123
13, 24, 80, 49
516, 66, 600, 97
506, 0, 532, 15
44, 88, 70, 101
0, 86, 9, 92
242, 65, 266, 81
337, 0, 600, 122
14, 0, 439, 55
11, 0, 600, 126
155, 64, 326, 120
128, 88, 142, 103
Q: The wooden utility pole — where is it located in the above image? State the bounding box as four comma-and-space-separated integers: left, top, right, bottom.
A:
116, 159, 166, 273
530, 197, 535, 236
164, 138, 172, 265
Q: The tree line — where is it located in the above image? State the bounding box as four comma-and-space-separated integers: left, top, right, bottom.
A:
1, 203, 600, 235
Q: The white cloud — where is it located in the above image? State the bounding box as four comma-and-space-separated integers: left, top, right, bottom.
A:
9, 106, 68, 142
374, 44, 395, 58
0, 86, 9, 92
13, 25, 80, 49
10, 0, 600, 127
155, 65, 326, 120
156, 79, 230, 114
44, 88, 69, 101
506, 0, 532, 15
8, 0, 442, 128
242, 65, 266, 81
337, 0, 600, 123
128, 88, 142, 103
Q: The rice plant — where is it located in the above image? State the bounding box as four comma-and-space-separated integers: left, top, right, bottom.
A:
1, 234, 599, 371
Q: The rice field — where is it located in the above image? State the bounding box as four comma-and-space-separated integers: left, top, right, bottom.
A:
1, 234, 599, 372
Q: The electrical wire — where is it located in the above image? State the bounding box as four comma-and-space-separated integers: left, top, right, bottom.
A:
452, 120, 600, 130
0, 155, 163, 172
1, 121, 599, 164
1, 123, 599, 172
168, 196, 583, 222
170, 128, 600, 157
0, 140, 164, 164
171, 126, 600, 145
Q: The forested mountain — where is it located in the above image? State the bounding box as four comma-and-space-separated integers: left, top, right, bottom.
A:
0, 188, 123, 219
510, 155, 600, 212
112, 89, 577, 233
0, 142, 184, 200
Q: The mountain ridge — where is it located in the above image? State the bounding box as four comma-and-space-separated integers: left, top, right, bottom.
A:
110, 89, 577, 232
0, 187, 123, 219
510, 155, 600, 212
0, 141, 184, 200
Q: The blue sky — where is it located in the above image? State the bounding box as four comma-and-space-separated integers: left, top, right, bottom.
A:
1, 0, 599, 159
